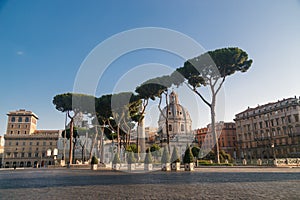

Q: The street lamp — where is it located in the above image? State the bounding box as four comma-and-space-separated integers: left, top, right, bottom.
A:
53, 148, 58, 165
47, 149, 51, 166
271, 142, 277, 166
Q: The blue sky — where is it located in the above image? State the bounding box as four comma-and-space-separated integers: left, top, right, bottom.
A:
0, 0, 300, 135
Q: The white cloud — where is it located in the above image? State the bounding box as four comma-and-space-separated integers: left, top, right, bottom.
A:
17, 51, 24, 55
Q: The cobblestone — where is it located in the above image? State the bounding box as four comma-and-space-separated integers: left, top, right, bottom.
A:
0, 167, 299, 199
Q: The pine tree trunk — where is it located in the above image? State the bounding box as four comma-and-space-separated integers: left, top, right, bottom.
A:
211, 95, 220, 164
165, 92, 170, 153
117, 125, 120, 156
89, 125, 98, 161
69, 117, 74, 164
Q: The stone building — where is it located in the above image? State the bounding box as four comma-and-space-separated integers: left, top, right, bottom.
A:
234, 97, 300, 160
0, 136, 4, 167
3, 109, 60, 168
158, 91, 194, 156
195, 122, 237, 159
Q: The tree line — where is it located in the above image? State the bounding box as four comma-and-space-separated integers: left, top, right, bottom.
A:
53, 47, 253, 164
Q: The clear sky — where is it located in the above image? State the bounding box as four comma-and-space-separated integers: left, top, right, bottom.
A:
0, 0, 300, 136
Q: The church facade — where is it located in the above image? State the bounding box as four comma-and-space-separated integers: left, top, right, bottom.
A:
158, 91, 194, 157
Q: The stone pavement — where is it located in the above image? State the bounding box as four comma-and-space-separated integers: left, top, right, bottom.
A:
0, 167, 299, 199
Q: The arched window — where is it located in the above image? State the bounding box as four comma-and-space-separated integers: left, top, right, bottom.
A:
11, 117, 15, 122
18, 117, 22, 122
25, 117, 29, 122
168, 124, 172, 131
181, 124, 184, 132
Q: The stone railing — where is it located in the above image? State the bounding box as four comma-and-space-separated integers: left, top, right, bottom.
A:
274, 158, 300, 167
237, 158, 300, 167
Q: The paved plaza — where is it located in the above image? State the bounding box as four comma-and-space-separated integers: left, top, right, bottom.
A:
0, 167, 300, 199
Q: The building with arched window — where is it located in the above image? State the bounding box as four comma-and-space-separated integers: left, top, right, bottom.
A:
234, 97, 300, 160
3, 109, 60, 168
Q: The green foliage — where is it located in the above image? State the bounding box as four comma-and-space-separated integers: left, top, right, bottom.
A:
150, 144, 160, 152
112, 153, 121, 164
191, 146, 200, 158
202, 150, 232, 162
197, 160, 233, 166
95, 94, 113, 124
177, 47, 253, 84
126, 144, 140, 153
127, 151, 136, 164
149, 144, 161, 158
183, 146, 194, 163
91, 156, 98, 165
144, 152, 153, 164
219, 150, 232, 162
53, 93, 96, 114
203, 151, 216, 161
61, 127, 79, 140
161, 147, 170, 163
171, 147, 180, 163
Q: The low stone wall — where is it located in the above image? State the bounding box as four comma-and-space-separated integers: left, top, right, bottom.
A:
274, 158, 300, 167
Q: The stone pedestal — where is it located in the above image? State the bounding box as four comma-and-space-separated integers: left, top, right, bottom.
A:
171, 162, 180, 171
91, 164, 97, 170
112, 163, 121, 170
144, 164, 153, 171
128, 163, 135, 171
162, 163, 171, 171
184, 163, 194, 171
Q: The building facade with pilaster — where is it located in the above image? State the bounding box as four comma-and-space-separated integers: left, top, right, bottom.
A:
234, 97, 300, 160
3, 109, 60, 168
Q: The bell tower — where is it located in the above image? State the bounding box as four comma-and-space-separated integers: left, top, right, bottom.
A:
6, 109, 38, 135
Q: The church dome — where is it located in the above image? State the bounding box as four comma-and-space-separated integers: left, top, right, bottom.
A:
158, 91, 192, 137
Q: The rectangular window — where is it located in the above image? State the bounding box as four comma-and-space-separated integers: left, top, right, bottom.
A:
14, 152, 18, 158
247, 124, 250, 131
259, 122, 263, 129
43, 142, 46, 146
23, 142, 26, 145
294, 114, 299, 122
36, 142, 39, 146
21, 153, 25, 158
35, 153, 39, 158
168, 124, 172, 131
30, 142, 32, 145
28, 153, 32, 158
281, 117, 285, 124
265, 121, 269, 128
287, 115, 292, 123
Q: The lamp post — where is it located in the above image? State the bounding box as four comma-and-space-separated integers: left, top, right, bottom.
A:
47, 149, 51, 166
53, 148, 58, 165
271, 142, 277, 166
